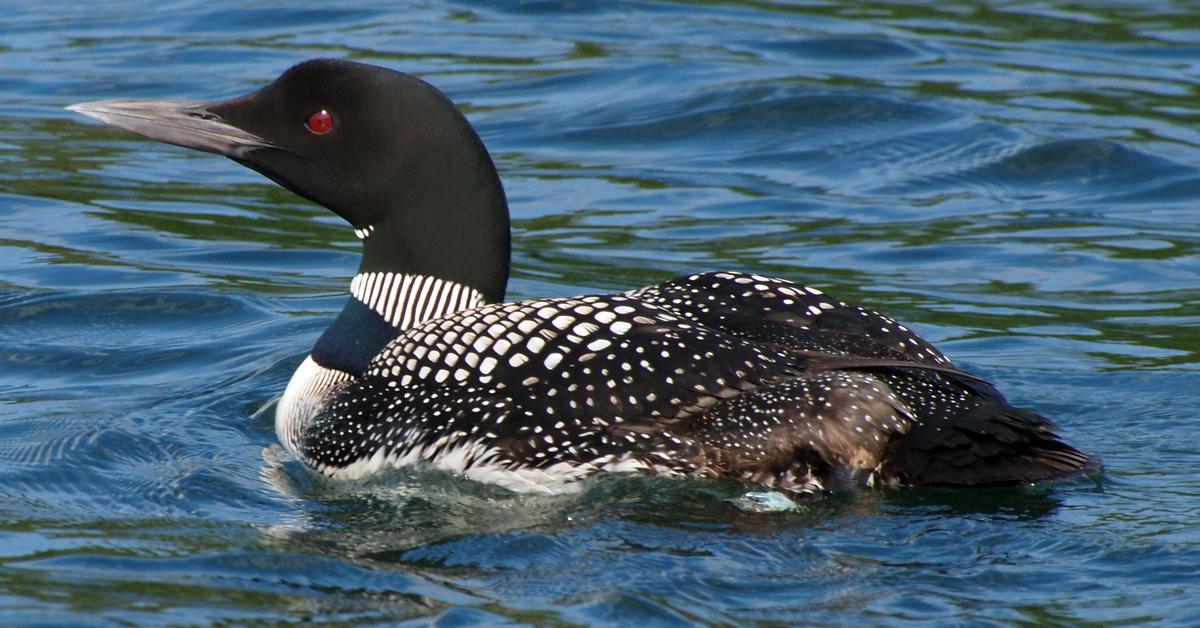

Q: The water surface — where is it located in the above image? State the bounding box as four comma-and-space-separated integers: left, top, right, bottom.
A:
1, 1, 1198, 624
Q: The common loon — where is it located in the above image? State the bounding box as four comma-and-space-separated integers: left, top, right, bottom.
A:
69, 58, 1091, 494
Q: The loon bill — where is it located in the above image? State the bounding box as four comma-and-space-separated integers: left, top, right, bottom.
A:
68, 58, 1093, 495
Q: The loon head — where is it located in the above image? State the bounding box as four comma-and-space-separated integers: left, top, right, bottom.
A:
68, 58, 511, 303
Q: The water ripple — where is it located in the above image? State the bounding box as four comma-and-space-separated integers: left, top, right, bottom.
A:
1, 0, 1198, 624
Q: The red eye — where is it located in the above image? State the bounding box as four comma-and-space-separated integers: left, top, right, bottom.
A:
305, 109, 333, 134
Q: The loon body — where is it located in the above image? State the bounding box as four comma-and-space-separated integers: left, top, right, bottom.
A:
69, 59, 1091, 494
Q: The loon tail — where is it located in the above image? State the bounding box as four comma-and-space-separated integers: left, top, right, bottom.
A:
884, 403, 1095, 486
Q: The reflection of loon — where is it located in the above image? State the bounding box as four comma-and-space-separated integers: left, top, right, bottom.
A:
69, 59, 1091, 494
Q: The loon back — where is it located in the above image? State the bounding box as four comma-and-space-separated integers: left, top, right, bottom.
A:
68, 58, 1092, 495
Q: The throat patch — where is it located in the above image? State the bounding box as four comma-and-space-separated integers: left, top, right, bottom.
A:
311, 298, 399, 375
349, 272, 485, 328
314, 273, 487, 376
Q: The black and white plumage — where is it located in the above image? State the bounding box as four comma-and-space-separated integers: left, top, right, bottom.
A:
69, 58, 1092, 495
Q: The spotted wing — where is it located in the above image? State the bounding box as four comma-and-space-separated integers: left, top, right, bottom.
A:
297, 292, 816, 479
298, 275, 1087, 489
627, 271, 955, 367
630, 271, 1009, 406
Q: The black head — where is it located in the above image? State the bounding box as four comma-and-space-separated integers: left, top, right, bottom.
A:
69, 58, 510, 302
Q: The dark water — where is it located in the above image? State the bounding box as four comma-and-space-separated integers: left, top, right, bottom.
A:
2, 0, 1198, 624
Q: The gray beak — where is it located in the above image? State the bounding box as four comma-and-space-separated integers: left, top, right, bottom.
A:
67, 99, 277, 159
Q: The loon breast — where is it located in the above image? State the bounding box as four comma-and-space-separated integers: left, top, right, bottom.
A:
275, 270, 486, 460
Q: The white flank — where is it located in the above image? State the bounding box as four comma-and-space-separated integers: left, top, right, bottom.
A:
276, 355, 353, 455
323, 438, 606, 495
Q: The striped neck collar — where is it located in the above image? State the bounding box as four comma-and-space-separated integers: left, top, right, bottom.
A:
350, 271, 486, 330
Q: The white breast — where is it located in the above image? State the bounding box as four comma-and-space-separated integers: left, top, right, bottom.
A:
275, 355, 354, 456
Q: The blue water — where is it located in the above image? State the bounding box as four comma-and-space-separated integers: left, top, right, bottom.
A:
2, 1, 1198, 624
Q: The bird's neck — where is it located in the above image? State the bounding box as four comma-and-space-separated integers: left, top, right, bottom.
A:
356, 212, 508, 304
309, 266, 488, 377
311, 192, 509, 377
